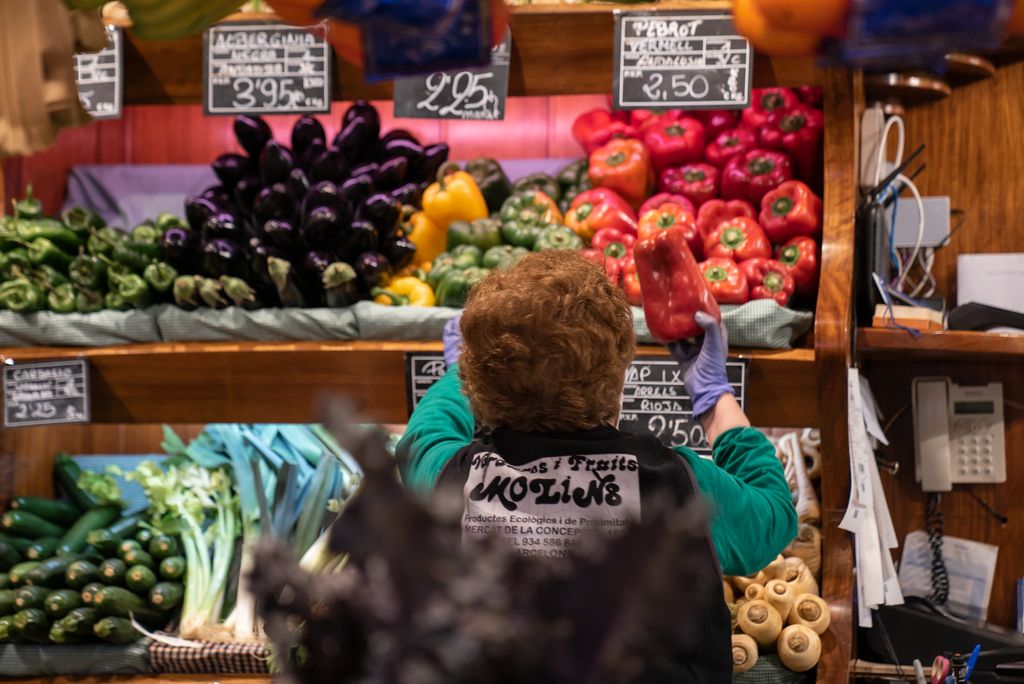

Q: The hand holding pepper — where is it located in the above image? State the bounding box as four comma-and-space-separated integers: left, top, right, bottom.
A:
667, 310, 736, 418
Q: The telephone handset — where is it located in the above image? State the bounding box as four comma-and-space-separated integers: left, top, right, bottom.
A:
912, 377, 1006, 492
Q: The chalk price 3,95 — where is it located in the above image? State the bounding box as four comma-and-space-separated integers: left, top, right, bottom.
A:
230, 76, 324, 110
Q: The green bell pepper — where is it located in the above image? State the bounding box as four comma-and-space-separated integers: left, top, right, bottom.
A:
131, 224, 160, 245
533, 225, 585, 252
109, 271, 151, 307
511, 172, 561, 203
435, 266, 489, 308
0, 249, 30, 279
556, 158, 592, 213
111, 240, 157, 271
0, 279, 45, 313
35, 265, 69, 288
104, 291, 131, 311
501, 221, 560, 250
500, 192, 563, 249
27, 238, 73, 271
155, 213, 185, 231
143, 262, 178, 294
12, 186, 42, 220
69, 254, 107, 290
87, 227, 124, 257
47, 283, 77, 313
75, 288, 104, 313
450, 244, 484, 269
464, 158, 513, 213
15, 219, 80, 252
427, 246, 483, 291
446, 218, 502, 252
61, 208, 104, 240
482, 245, 530, 270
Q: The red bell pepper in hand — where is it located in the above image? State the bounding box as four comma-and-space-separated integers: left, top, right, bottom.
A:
700, 257, 750, 305
741, 87, 799, 130
705, 127, 758, 169
589, 138, 652, 211
721, 149, 794, 205
704, 216, 772, 261
643, 117, 706, 170
572, 109, 639, 154
759, 104, 824, 181
635, 229, 721, 342
565, 188, 638, 241
740, 257, 795, 306
696, 198, 757, 240
659, 163, 719, 209
697, 110, 740, 139
759, 180, 822, 243
582, 227, 637, 283
776, 235, 819, 297
640, 192, 695, 217
638, 202, 701, 259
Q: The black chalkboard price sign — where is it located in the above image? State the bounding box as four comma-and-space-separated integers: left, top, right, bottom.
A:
392, 32, 511, 121
203, 21, 332, 116
3, 359, 90, 428
74, 25, 122, 120
613, 10, 752, 111
403, 352, 746, 456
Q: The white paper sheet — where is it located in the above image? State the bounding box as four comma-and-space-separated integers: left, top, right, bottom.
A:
898, 530, 998, 621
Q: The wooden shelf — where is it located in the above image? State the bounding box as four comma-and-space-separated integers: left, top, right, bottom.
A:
122, 4, 821, 105
9, 677, 268, 684
858, 327, 1024, 361
0, 341, 816, 427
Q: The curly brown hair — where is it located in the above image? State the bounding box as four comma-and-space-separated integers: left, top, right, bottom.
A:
458, 250, 635, 432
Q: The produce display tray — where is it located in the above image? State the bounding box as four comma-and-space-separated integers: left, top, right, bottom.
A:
0, 640, 150, 678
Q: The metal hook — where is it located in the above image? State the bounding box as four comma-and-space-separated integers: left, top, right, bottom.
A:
875, 457, 900, 476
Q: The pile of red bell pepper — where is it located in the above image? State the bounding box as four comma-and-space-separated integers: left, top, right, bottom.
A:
571, 87, 824, 309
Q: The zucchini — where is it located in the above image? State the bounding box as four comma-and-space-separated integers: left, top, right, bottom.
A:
0, 541, 21, 571
0, 589, 15, 614
125, 565, 157, 593
57, 505, 120, 556
0, 574, 9, 590
158, 555, 185, 580
59, 606, 100, 635
93, 586, 166, 626
8, 561, 40, 586
122, 548, 154, 570
65, 560, 100, 589
0, 532, 34, 554
12, 608, 50, 643
117, 539, 141, 559
148, 582, 183, 611
49, 621, 85, 644
107, 513, 145, 539
86, 529, 121, 557
99, 558, 126, 585
80, 582, 105, 605
1, 510, 65, 539
26, 555, 81, 588
54, 453, 97, 512
25, 537, 60, 561
10, 497, 79, 526
148, 535, 179, 559
0, 615, 17, 643
135, 528, 153, 545
93, 616, 141, 644
14, 585, 49, 610
78, 545, 104, 564
44, 589, 82, 619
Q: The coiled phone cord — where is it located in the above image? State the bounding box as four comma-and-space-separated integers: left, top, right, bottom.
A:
926, 493, 950, 608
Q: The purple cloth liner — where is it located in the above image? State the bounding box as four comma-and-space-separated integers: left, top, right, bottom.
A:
62, 158, 577, 230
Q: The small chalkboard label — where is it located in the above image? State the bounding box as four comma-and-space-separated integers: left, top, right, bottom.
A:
393, 32, 511, 121
74, 25, 122, 120
203, 21, 332, 116
613, 10, 751, 110
3, 359, 90, 428
403, 352, 746, 455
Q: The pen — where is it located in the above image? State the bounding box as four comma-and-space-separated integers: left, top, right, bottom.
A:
965, 644, 981, 679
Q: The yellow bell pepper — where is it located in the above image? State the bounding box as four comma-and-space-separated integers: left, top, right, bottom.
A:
372, 276, 436, 307
421, 164, 489, 230
404, 210, 447, 265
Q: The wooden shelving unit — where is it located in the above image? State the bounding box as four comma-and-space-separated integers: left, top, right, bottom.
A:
858, 327, 1024, 361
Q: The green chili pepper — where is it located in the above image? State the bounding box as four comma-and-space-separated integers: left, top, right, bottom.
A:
69, 254, 108, 290
0, 279, 45, 313
35, 265, 69, 288
0, 222, 20, 250
47, 283, 77, 313
104, 259, 131, 290
75, 288, 104, 313
533, 225, 584, 252
112, 241, 157, 271
109, 272, 151, 307
13, 186, 42, 220
143, 262, 178, 294
104, 291, 130, 311
15, 219, 80, 252
61, 208, 104, 240
0, 249, 31, 279
87, 227, 124, 257
155, 213, 185, 231
131, 225, 160, 245
27, 238, 74, 270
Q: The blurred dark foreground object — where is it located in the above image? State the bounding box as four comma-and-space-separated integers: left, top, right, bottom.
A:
250, 400, 729, 684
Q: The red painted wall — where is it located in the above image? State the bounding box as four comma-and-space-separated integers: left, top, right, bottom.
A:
3, 95, 604, 214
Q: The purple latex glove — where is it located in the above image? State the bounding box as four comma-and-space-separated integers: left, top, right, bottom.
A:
443, 313, 463, 366
667, 311, 733, 417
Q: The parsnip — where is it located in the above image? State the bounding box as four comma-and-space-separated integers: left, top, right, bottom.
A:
744, 583, 766, 601
788, 594, 831, 635
723, 580, 735, 604
738, 599, 783, 648
730, 570, 767, 592
765, 579, 795, 618
783, 524, 822, 577
778, 624, 821, 672
727, 602, 740, 631
732, 634, 759, 673
780, 558, 819, 597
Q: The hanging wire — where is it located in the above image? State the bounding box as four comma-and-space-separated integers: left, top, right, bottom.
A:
926, 493, 950, 607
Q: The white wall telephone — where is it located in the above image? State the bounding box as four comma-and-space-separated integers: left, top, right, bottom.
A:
912, 377, 1006, 492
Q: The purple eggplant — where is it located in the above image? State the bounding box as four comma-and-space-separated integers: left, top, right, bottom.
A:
353, 252, 392, 296
381, 237, 417, 271
302, 181, 345, 218
309, 147, 350, 184
211, 153, 253, 190
160, 226, 200, 272
260, 141, 294, 186
389, 182, 421, 207
340, 175, 374, 208
302, 206, 346, 250
201, 185, 234, 209
268, 256, 305, 308
184, 197, 219, 231
291, 116, 326, 157
261, 219, 305, 255
202, 238, 246, 278
343, 101, 381, 141
323, 262, 360, 308
202, 212, 248, 243
298, 137, 326, 173
334, 115, 377, 162
357, 193, 401, 239
374, 156, 408, 190
301, 250, 335, 302
233, 176, 262, 217
234, 115, 272, 157
380, 128, 419, 146
337, 219, 378, 263
414, 142, 450, 182
287, 168, 310, 200
381, 138, 424, 169
248, 236, 284, 288
350, 162, 379, 180
252, 183, 297, 227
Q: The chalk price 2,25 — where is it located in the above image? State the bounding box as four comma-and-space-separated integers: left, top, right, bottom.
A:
229, 76, 324, 110
417, 71, 500, 119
